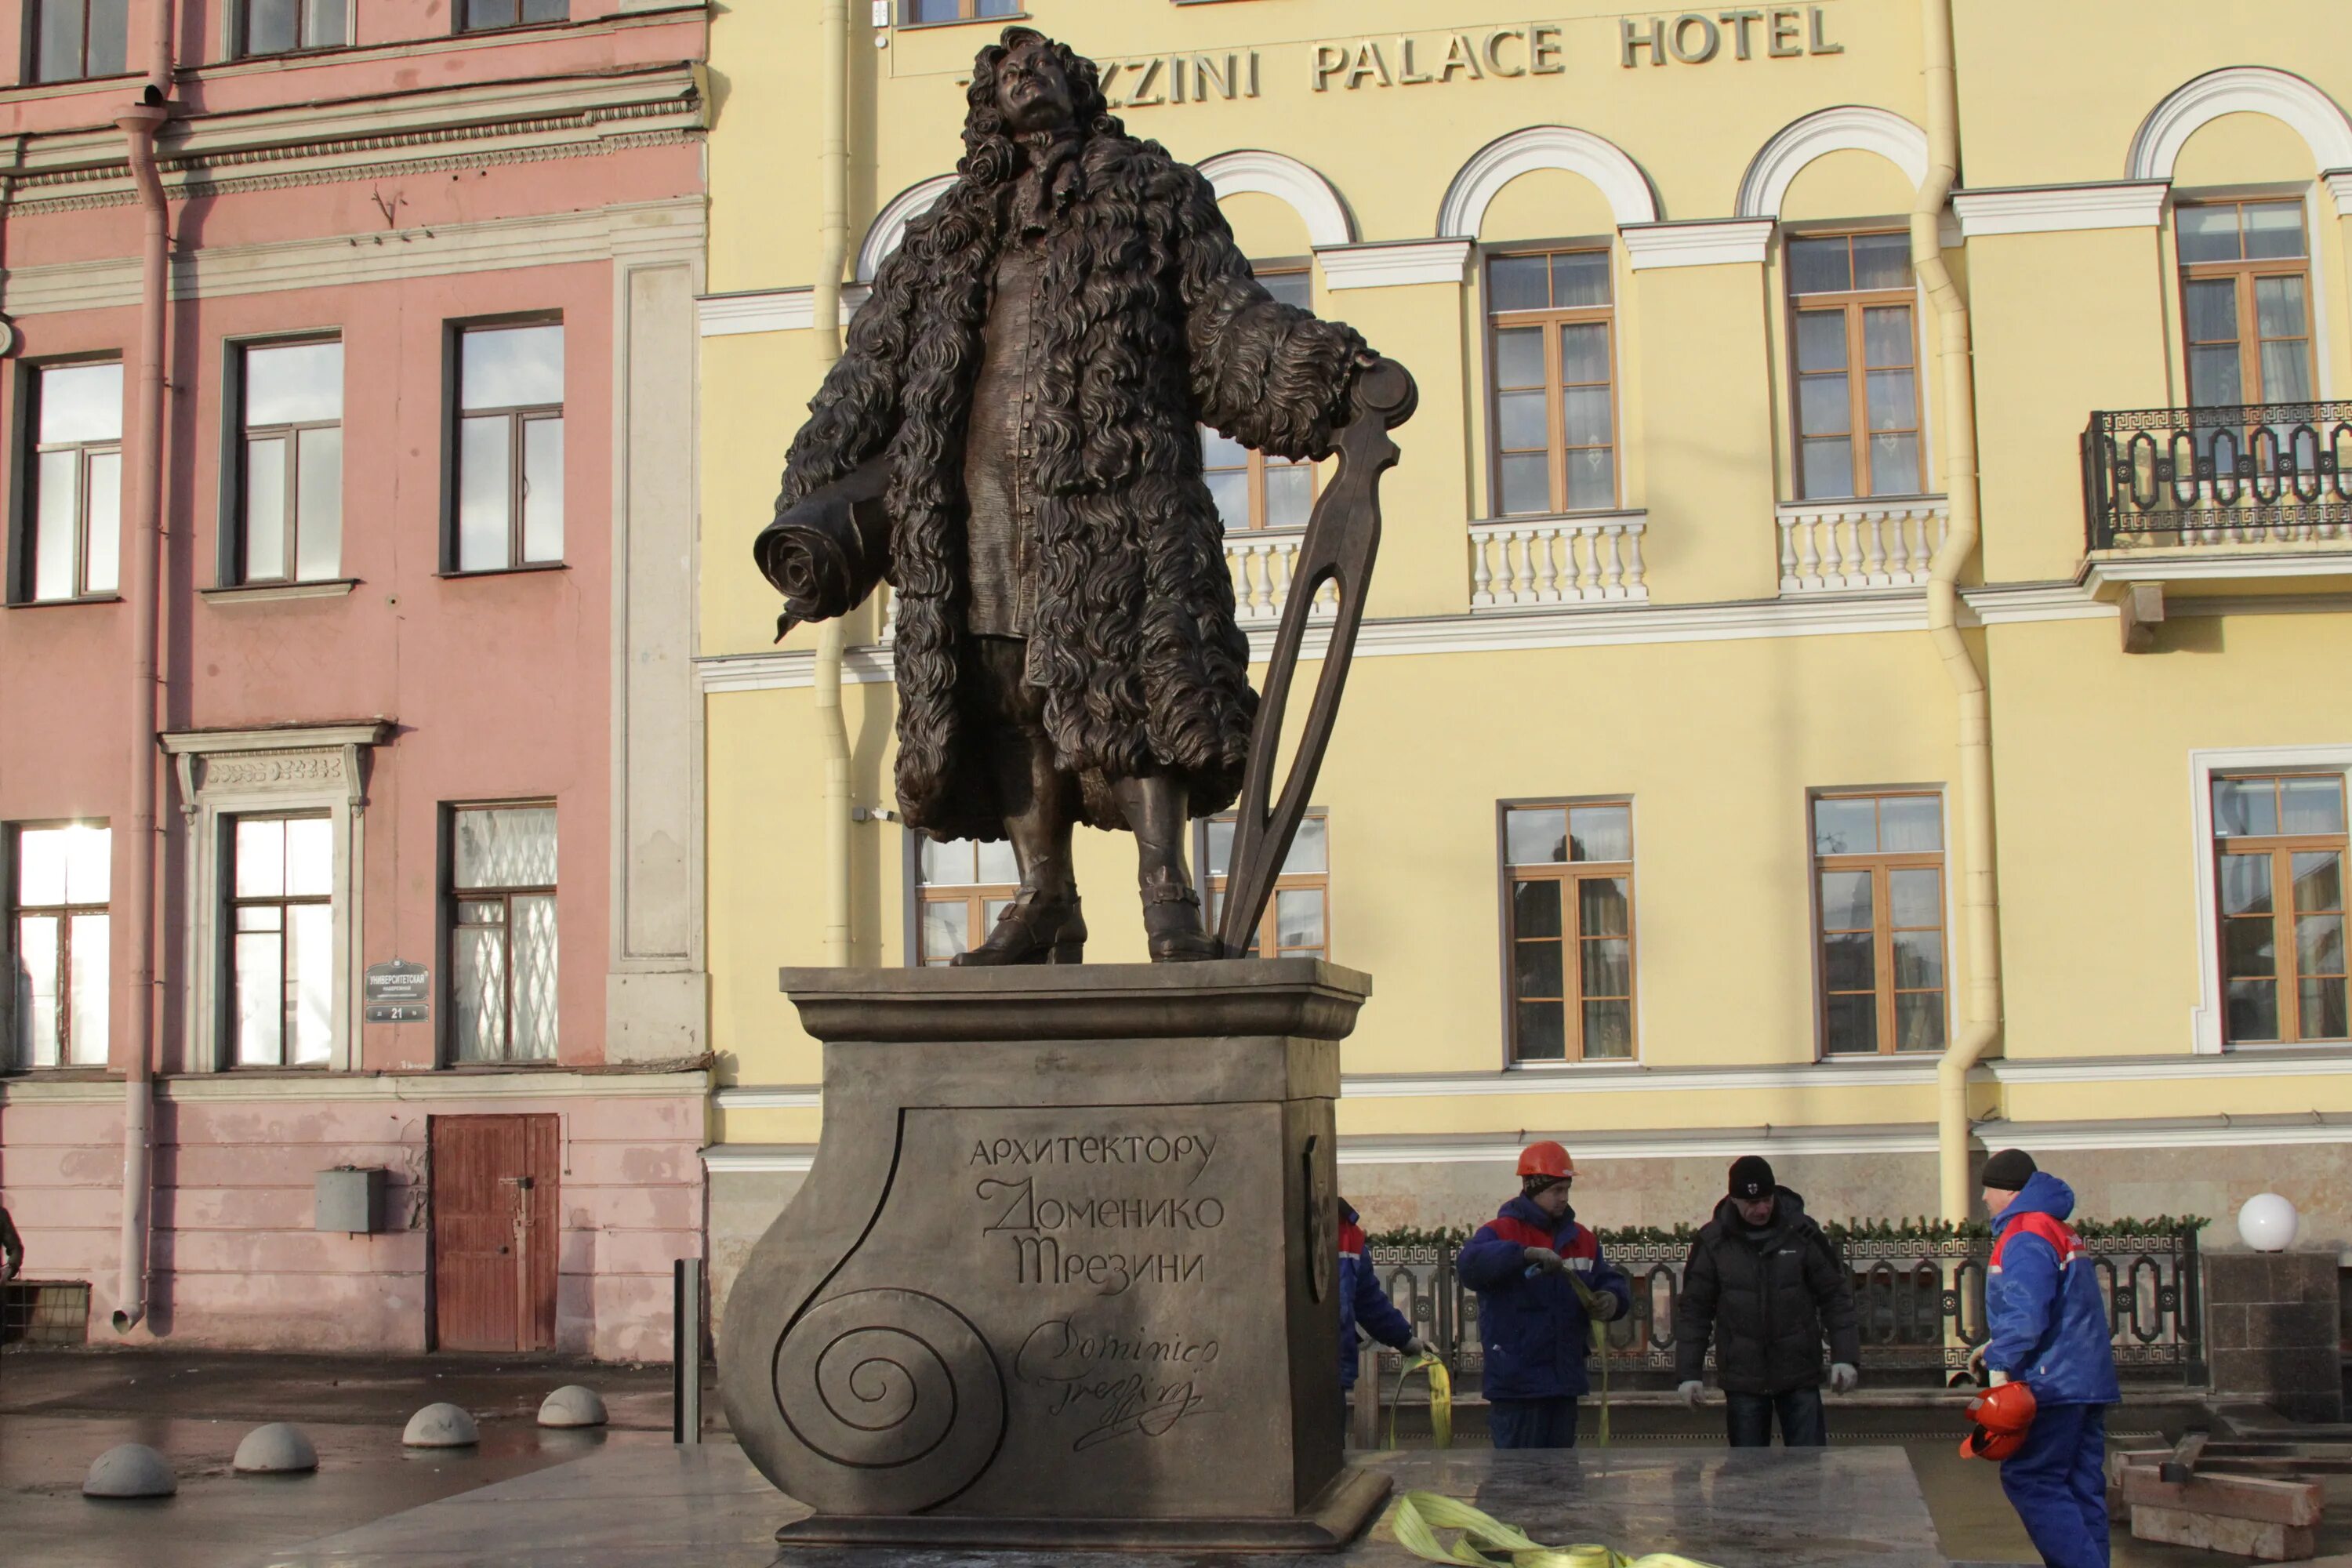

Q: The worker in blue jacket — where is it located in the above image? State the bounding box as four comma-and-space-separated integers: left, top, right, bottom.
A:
1338, 1201, 1428, 1439
1980, 1149, 2120, 1568
1456, 1141, 1632, 1450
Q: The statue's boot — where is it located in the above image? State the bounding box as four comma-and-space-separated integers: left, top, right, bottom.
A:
952, 894, 1086, 966
1142, 878, 1219, 964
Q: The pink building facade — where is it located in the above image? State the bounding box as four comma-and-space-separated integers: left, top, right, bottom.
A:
0, 1, 710, 1359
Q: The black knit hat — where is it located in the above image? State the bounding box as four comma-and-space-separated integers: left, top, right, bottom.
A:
1981, 1148, 2037, 1192
1728, 1155, 1775, 1200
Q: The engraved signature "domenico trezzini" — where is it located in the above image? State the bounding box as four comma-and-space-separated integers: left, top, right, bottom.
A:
1015, 1317, 1218, 1450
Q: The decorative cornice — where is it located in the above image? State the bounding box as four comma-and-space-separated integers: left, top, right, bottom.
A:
699, 590, 1939, 694
702, 1143, 818, 1174
1737, 104, 1929, 220
2084, 550, 2352, 596
2, 196, 705, 315
1959, 582, 2108, 626
1989, 1049, 2352, 1083
1314, 238, 1471, 291
2328, 170, 2352, 216
715, 1085, 824, 1109
696, 284, 873, 337
1199, 148, 1355, 249
1951, 181, 2169, 238
2127, 67, 2352, 184
1437, 125, 1658, 237
1620, 218, 1775, 270
161, 720, 393, 756
0, 1067, 710, 1105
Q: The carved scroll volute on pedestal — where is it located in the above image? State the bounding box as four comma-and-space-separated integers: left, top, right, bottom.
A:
1217, 356, 1417, 958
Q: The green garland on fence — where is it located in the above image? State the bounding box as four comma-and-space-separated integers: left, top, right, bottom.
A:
1363, 1214, 2209, 1251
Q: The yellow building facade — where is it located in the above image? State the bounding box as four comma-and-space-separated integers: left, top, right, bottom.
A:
694, 0, 2352, 1317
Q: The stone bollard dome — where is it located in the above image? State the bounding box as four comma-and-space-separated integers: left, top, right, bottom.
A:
234, 1422, 319, 1474
83, 1443, 177, 1497
402, 1403, 481, 1447
537, 1385, 608, 1428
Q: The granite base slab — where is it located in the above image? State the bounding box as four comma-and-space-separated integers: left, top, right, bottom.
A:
268, 1441, 1952, 1567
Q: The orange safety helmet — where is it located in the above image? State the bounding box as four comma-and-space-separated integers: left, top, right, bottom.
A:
1958, 1380, 2038, 1462
1516, 1141, 1574, 1180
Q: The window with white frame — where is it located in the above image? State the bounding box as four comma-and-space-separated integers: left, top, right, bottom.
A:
237, 0, 348, 56
229, 814, 335, 1067
234, 339, 344, 584
21, 361, 123, 603
452, 323, 564, 572
913, 837, 1018, 966
1502, 800, 1635, 1062
9, 822, 109, 1069
449, 804, 558, 1062
2212, 772, 2347, 1046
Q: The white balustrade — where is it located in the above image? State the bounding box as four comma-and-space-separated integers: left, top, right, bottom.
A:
1225, 528, 1336, 624
1777, 499, 1949, 593
1467, 514, 1649, 608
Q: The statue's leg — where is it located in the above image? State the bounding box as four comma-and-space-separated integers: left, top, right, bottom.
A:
951, 639, 1087, 967
1110, 773, 1218, 964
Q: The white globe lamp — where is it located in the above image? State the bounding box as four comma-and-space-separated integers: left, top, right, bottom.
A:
2236, 1192, 2299, 1253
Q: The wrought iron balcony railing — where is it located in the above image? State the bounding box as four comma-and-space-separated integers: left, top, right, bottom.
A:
2083, 401, 2352, 550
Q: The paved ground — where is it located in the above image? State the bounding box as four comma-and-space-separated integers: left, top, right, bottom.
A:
2, 1350, 2346, 1566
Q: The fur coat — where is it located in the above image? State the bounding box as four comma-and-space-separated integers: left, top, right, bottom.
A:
770, 129, 1368, 840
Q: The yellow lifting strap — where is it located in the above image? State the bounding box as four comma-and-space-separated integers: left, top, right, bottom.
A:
1386, 1349, 1454, 1450
1386, 1491, 1725, 1568
1567, 1269, 1613, 1448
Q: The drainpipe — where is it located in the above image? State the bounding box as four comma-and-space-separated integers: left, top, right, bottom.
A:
111, 0, 174, 1334
812, 0, 852, 964
1913, 0, 2000, 1225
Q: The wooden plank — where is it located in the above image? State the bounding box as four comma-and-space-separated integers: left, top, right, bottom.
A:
2131, 1504, 2315, 1562
2117, 1465, 2323, 1526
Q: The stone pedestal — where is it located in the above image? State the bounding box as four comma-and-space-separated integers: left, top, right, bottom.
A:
718, 960, 1386, 1552
2205, 1250, 2344, 1424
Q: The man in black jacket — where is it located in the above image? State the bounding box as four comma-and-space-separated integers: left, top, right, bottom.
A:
1673, 1156, 1860, 1446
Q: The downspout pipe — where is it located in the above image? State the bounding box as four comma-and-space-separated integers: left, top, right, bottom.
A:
813, 0, 852, 965
112, 1, 174, 1335
1912, 0, 2000, 1225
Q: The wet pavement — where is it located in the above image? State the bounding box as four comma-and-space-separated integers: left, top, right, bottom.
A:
5, 1351, 2347, 1566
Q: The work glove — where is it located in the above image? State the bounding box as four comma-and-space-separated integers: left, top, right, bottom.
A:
1987, 1368, 2010, 1388
1402, 1337, 1431, 1359
1677, 1380, 1705, 1409
1523, 1247, 1567, 1274
1588, 1290, 1622, 1323
1828, 1363, 1859, 1395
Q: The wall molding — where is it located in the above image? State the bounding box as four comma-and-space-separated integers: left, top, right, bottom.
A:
1737, 104, 1929, 220
1436, 125, 1658, 237
2127, 66, 2352, 184
1314, 238, 1472, 290
2328, 171, 2352, 216
1951, 181, 2170, 238
702, 1143, 818, 1174
697, 285, 870, 337
0, 1068, 709, 1105
715, 1085, 824, 1109
2, 196, 706, 317
1200, 149, 1356, 249
1620, 218, 1775, 270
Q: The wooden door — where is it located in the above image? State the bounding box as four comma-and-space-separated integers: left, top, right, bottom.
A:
430, 1114, 559, 1352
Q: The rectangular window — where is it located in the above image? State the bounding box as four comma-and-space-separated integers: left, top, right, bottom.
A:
453, 323, 564, 572
31, 0, 127, 82
1489, 249, 1617, 517
1787, 231, 1921, 500
1203, 811, 1328, 960
449, 805, 558, 1062
903, 0, 1021, 23
237, 0, 348, 56
457, 0, 567, 31
9, 823, 109, 1069
2177, 200, 2314, 410
229, 814, 334, 1068
1503, 802, 1634, 1062
23, 361, 123, 603
913, 837, 1018, 966
1203, 268, 1317, 532
236, 339, 343, 584
2213, 773, 2347, 1045
1813, 790, 1947, 1054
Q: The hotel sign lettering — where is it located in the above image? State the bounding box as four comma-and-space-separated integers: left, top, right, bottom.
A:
1101, 8, 1844, 110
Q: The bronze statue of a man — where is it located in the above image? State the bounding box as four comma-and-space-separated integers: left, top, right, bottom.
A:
757, 27, 1375, 965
